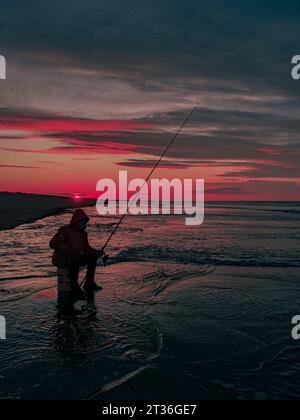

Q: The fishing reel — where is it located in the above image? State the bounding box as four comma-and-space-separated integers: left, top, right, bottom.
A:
98, 249, 109, 266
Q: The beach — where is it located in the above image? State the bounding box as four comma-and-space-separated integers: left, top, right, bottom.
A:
0, 201, 300, 400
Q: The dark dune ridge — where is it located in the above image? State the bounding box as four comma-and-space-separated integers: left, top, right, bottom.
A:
0, 192, 96, 230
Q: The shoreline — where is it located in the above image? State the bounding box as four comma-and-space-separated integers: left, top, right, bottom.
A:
1, 193, 298, 232
0, 192, 96, 231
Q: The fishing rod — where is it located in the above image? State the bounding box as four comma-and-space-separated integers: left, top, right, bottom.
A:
80, 102, 200, 287
100, 102, 200, 254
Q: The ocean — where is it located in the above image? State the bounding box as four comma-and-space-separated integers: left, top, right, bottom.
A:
0, 202, 300, 400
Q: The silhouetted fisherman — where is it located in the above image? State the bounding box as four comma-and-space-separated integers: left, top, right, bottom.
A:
50, 209, 104, 312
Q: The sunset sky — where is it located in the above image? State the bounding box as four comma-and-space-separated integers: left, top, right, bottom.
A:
0, 0, 300, 200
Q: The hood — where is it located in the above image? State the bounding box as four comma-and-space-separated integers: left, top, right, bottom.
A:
70, 209, 90, 227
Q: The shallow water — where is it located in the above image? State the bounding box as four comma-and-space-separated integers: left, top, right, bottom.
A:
0, 203, 300, 399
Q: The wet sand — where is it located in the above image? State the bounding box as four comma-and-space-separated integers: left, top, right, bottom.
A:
0, 192, 95, 230
0, 203, 299, 399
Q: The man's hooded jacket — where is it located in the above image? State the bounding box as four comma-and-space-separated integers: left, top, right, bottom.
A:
50, 209, 98, 265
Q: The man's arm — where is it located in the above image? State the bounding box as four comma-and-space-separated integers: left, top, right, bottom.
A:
83, 232, 99, 258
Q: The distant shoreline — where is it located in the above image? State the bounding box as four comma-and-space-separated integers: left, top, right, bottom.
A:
0, 192, 298, 231
0, 192, 96, 231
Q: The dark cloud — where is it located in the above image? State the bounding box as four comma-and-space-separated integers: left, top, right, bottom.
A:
206, 179, 300, 198
0, 164, 39, 169
117, 159, 199, 169
0, 0, 299, 94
